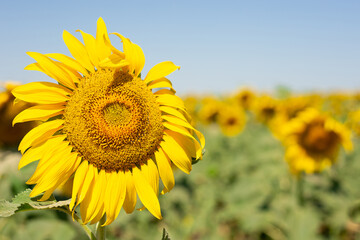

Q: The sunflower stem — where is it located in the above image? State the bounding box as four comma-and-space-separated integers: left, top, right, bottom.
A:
54, 207, 96, 240
95, 215, 106, 240
296, 174, 305, 206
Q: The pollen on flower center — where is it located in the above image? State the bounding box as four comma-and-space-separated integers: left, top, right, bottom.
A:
62, 69, 164, 172
103, 102, 131, 126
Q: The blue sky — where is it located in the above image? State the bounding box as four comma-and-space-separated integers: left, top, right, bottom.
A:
1, 1, 359, 94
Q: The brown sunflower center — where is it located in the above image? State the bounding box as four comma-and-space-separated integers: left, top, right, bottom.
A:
63, 69, 164, 172
226, 117, 237, 126
262, 107, 275, 119
299, 119, 340, 155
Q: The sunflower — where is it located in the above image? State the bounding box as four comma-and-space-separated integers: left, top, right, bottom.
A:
252, 95, 279, 124
217, 104, 246, 137
251, 94, 287, 138
198, 96, 221, 126
282, 108, 352, 175
12, 18, 204, 225
233, 88, 255, 110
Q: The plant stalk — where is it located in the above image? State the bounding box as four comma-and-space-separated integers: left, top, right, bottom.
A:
95, 215, 107, 240
296, 174, 305, 206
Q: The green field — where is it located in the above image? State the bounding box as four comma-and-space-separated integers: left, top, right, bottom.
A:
1, 121, 360, 240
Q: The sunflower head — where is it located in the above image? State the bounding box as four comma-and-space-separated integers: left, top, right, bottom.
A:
252, 95, 281, 125
12, 18, 205, 225
217, 103, 246, 137
234, 88, 255, 110
282, 108, 352, 175
198, 96, 221, 125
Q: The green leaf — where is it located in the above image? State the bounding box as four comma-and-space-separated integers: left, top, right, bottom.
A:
0, 199, 20, 217
0, 188, 71, 217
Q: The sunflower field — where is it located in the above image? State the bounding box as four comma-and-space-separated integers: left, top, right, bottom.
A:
1, 80, 360, 239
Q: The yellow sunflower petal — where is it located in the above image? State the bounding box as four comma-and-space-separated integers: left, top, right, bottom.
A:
98, 54, 129, 68
76, 29, 99, 67
39, 185, 58, 201
55, 61, 82, 84
96, 17, 112, 61
104, 171, 116, 221
160, 134, 192, 174
154, 148, 175, 194
80, 168, 97, 223
18, 135, 66, 169
165, 130, 197, 159
103, 171, 117, 225
163, 122, 198, 145
30, 151, 77, 197
90, 204, 105, 225
24, 62, 43, 72
162, 115, 195, 131
12, 82, 70, 105
113, 171, 126, 219
84, 168, 104, 224
63, 30, 94, 72
46, 53, 89, 77
70, 160, 88, 210
144, 61, 180, 84
163, 114, 205, 148
18, 119, 64, 154
132, 43, 145, 77
78, 163, 95, 204
103, 33, 125, 58
156, 94, 186, 111
13, 104, 64, 126
133, 167, 162, 219
27, 141, 71, 185
25, 61, 81, 85
141, 160, 159, 196
27, 52, 76, 89
104, 171, 126, 226
111, 33, 145, 77
148, 77, 174, 91
160, 106, 188, 122
123, 170, 136, 214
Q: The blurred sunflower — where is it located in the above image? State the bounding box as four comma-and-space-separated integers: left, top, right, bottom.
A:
0, 82, 36, 147
282, 108, 352, 175
217, 104, 246, 137
251, 94, 287, 139
12, 18, 204, 225
198, 96, 221, 126
252, 95, 279, 125
233, 88, 255, 110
